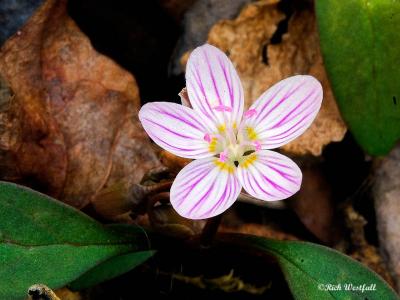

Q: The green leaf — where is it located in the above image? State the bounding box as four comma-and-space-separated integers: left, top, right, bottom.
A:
69, 250, 155, 291
316, 0, 400, 155
222, 234, 399, 300
0, 181, 154, 300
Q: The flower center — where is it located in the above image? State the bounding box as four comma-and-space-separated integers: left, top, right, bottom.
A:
204, 106, 260, 168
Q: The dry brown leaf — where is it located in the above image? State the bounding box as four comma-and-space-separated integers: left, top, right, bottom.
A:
54, 288, 82, 300
205, 1, 346, 155
0, 0, 160, 208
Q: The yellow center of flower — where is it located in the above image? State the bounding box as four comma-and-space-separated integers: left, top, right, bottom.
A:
239, 153, 258, 169
214, 159, 235, 173
208, 137, 218, 153
246, 127, 258, 140
205, 106, 261, 171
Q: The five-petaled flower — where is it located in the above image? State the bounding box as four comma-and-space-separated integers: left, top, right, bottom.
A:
139, 44, 323, 220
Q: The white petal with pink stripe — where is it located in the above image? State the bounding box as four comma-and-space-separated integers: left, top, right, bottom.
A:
139, 102, 217, 159
171, 157, 241, 219
236, 150, 302, 201
186, 44, 244, 128
241, 75, 323, 149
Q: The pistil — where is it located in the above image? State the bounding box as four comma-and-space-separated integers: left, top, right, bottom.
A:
213, 105, 237, 145
205, 106, 261, 166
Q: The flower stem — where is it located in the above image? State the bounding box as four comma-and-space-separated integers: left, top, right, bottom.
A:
200, 213, 223, 247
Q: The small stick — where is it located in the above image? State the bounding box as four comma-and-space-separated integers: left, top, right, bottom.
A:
200, 214, 223, 248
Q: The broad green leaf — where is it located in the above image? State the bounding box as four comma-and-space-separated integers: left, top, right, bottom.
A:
316, 0, 400, 155
0, 181, 154, 300
222, 234, 399, 300
69, 250, 155, 290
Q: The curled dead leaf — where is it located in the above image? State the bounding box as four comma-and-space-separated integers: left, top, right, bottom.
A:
0, 0, 161, 208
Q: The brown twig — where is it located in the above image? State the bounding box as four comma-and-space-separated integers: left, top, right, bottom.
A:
200, 214, 223, 248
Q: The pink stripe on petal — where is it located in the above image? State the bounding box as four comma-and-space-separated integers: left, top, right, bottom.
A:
186, 182, 216, 216
244, 169, 275, 198
262, 114, 312, 144
244, 75, 322, 149
143, 118, 194, 139
171, 157, 241, 219
237, 150, 302, 201
186, 44, 244, 127
217, 55, 234, 107
264, 159, 294, 170
199, 178, 241, 219
151, 136, 199, 152
178, 167, 210, 193
254, 82, 288, 124
139, 102, 216, 159
267, 165, 299, 185
259, 106, 318, 148
258, 81, 306, 123
269, 88, 318, 129
159, 109, 203, 130
204, 50, 222, 105
264, 112, 312, 141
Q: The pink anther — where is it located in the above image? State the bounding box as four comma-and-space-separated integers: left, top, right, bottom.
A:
219, 150, 228, 162
244, 109, 257, 118
204, 133, 212, 143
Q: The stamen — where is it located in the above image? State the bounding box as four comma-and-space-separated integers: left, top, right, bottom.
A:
219, 150, 228, 162
244, 109, 257, 118
204, 133, 212, 143
238, 141, 261, 152
213, 105, 236, 144
217, 124, 226, 133
246, 127, 258, 140
214, 105, 232, 112
253, 141, 262, 151
214, 159, 234, 173
240, 153, 257, 169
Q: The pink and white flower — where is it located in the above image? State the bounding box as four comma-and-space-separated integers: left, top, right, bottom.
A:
139, 44, 323, 220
